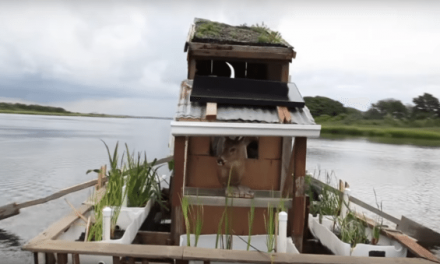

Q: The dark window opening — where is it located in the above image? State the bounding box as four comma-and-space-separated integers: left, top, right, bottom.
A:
246, 140, 259, 159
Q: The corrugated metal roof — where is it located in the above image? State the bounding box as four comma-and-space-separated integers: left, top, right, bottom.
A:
175, 80, 316, 125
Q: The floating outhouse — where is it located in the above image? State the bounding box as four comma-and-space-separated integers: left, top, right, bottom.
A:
169, 18, 321, 252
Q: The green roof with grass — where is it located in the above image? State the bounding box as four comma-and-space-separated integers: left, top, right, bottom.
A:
191, 18, 292, 48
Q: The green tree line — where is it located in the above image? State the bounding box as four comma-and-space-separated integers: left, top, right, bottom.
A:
0, 102, 70, 113
305, 93, 440, 126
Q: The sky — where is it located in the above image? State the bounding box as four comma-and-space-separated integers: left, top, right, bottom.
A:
0, 0, 439, 117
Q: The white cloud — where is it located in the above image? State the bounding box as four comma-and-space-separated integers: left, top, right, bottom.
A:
0, 0, 439, 114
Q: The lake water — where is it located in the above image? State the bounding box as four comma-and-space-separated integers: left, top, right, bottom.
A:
0, 114, 439, 263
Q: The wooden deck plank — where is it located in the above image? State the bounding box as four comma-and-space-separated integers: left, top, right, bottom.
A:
25, 238, 436, 264
24, 203, 93, 247
26, 240, 184, 259
183, 247, 434, 264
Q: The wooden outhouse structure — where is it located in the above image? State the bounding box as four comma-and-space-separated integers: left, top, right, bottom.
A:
170, 18, 321, 251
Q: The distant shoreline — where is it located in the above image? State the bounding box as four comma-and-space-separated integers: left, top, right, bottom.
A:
0, 110, 173, 120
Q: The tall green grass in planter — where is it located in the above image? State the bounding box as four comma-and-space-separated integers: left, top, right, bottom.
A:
124, 144, 162, 207
264, 204, 276, 253
87, 142, 126, 241
336, 212, 369, 247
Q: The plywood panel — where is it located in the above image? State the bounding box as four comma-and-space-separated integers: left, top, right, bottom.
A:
187, 206, 274, 236
186, 156, 281, 190
241, 159, 280, 190
189, 137, 211, 156
186, 155, 221, 188
258, 137, 282, 160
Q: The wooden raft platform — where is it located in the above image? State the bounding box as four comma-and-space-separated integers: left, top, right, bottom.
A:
23, 203, 439, 264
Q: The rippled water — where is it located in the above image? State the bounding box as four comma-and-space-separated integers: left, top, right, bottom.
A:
0, 114, 439, 263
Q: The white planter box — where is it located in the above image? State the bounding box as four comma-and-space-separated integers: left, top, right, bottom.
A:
308, 214, 407, 257
53, 200, 152, 264
180, 234, 299, 264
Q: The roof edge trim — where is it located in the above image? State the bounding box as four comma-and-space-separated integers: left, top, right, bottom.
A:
171, 121, 321, 137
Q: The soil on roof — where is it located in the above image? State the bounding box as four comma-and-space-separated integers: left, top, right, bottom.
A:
192, 19, 290, 48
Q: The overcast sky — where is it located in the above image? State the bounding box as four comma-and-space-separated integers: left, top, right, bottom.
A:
1, 0, 439, 117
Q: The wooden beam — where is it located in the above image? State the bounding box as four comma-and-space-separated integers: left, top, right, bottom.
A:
277, 106, 291, 124
72, 253, 80, 264
33, 252, 39, 264
25, 239, 433, 264
113, 256, 121, 264
27, 240, 184, 260
188, 59, 196, 79
23, 203, 93, 246
282, 107, 291, 123
277, 106, 286, 123
0, 178, 103, 220
188, 42, 294, 61
397, 215, 440, 245
289, 137, 307, 252
57, 253, 68, 264
205, 103, 217, 121
281, 63, 290, 83
135, 231, 171, 245
279, 137, 292, 194
308, 177, 401, 225
182, 246, 433, 264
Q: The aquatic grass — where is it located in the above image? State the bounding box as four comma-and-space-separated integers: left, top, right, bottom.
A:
371, 189, 384, 245
193, 204, 204, 247
181, 196, 191, 246
216, 167, 234, 250
321, 125, 440, 141
307, 172, 341, 220
247, 199, 255, 251
124, 144, 162, 207
264, 204, 276, 253
336, 212, 369, 248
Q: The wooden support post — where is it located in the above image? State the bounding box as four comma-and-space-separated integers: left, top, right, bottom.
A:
281, 63, 290, 83
280, 137, 292, 194
33, 252, 39, 264
277, 106, 286, 123
128, 257, 135, 264
188, 59, 196, 79
72, 253, 80, 264
141, 259, 149, 264
287, 137, 307, 252
205, 102, 217, 121
171, 136, 186, 245
97, 165, 106, 190
45, 253, 56, 264
57, 253, 68, 264
113, 256, 121, 264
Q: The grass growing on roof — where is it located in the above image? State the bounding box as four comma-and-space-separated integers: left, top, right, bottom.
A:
195, 21, 222, 38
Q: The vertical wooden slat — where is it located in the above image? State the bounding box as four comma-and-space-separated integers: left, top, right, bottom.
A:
277, 106, 286, 123
288, 137, 307, 252
171, 136, 186, 245
113, 256, 121, 264
57, 253, 68, 264
280, 137, 292, 194
128, 257, 135, 264
72, 253, 80, 264
45, 253, 56, 264
33, 252, 39, 264
188, 59, 196, 79
141, 259, 149, 264
281, 62, 289, 83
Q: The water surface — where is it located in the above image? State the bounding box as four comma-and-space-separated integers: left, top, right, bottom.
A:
0, 114, 439, 262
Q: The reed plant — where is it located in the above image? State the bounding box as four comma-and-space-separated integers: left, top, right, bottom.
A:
181, 196, 191, 246
264, 204, 276, 253
216, 167, 234, 250
124, 144, 162, 207
247, 199, 255, 251
336, 212, 369, 247
306, 173, 341, 222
